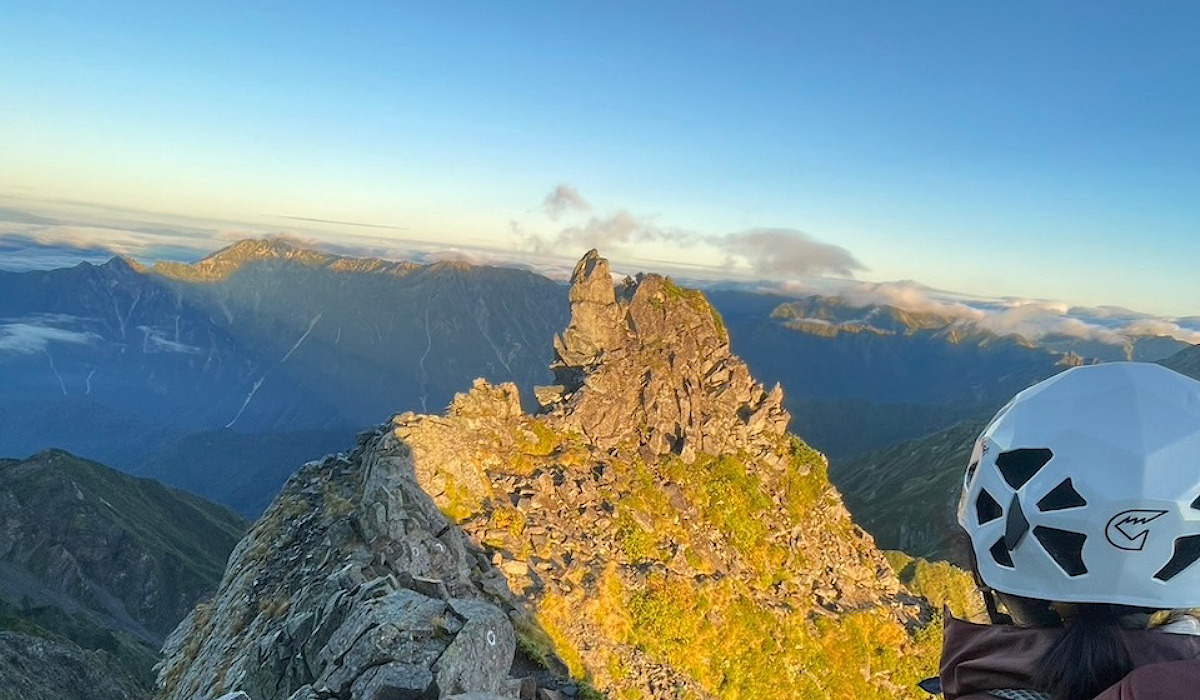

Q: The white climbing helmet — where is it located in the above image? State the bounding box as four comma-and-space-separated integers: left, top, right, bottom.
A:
959, 362, 1200, 608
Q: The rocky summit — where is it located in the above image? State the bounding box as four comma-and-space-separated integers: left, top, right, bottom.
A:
158, 251, 942, 700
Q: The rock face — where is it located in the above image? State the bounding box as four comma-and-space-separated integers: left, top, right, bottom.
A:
155, 433, 544, 700
159, 251, 936, 700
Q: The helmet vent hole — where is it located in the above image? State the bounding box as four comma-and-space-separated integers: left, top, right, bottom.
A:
976, 490, 1002, 525
1190, 495, 1200, 512
990, 538, 1014, 568
996, 448, 1054, 490
1032, 526, 1088, 577
1154, 535, 1200, 582
1036, 478, 1087, 512
1005, 493, 1030, 550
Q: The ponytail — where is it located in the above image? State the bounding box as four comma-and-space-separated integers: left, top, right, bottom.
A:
1033, 604, 1132, 700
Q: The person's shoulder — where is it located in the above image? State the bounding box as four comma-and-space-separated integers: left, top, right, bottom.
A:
1093, 659, 1200, 700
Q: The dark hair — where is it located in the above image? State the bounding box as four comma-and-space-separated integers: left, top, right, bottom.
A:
994, 591, 1060, 629
1033, 603, 1133, 700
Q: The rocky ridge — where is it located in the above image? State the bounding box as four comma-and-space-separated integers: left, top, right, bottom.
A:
159, 251, 939, 700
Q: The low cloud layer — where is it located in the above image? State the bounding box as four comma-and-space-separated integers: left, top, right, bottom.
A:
0, 225, 215, 270
771, 277, 1200, 349
0, 321, 100, 354
4, 192, 1193, 354
837, 280, 986, 320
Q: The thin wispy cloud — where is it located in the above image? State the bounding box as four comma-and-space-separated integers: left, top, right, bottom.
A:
543, 185, 591, 220
272, 215, 409, 231
0, 207, 61, 226
555, 210, 683, 248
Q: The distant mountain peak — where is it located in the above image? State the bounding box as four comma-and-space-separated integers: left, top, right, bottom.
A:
150, 237, 419, 281
95, 254, 147, 276
205, 236, 302, 260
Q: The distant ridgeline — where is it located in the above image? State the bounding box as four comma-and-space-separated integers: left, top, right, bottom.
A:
157, 251, 982, 700
708, 292, 1191, 460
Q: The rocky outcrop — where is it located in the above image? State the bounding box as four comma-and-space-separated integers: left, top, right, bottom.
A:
541, 251, 789, 463
159, 251, 937, 700
0, 632, 147, 700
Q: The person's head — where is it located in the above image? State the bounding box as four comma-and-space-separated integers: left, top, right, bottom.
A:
957, 362, 1200, 700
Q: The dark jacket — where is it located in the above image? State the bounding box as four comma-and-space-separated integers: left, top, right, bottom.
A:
939, 616, 1200, 700
1091, 660, 1200, 700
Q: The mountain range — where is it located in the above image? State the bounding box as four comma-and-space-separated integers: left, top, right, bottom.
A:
1, 239, 567, 514
3, 237, 1193, 530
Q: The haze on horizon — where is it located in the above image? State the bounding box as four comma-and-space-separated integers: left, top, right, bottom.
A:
2, 1, 1198, 319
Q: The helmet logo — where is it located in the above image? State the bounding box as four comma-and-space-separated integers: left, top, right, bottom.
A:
1105, 510, 1168, 551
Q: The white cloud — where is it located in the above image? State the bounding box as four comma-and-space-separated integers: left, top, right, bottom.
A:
833, 280, 986, 321
1120, 319, 1200, 344
554, 210, 685, 250
0, 323, 100, 354
978, 307, 1125, 344
720, 228, 865, 278
521, 187, 866, 280
421, 249, 490, 265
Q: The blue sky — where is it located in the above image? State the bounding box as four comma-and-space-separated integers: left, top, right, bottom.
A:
2, 1, 1199, 315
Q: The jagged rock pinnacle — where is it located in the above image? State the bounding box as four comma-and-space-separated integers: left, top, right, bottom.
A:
542, 251, 789, 463
551, 249, 626, 373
